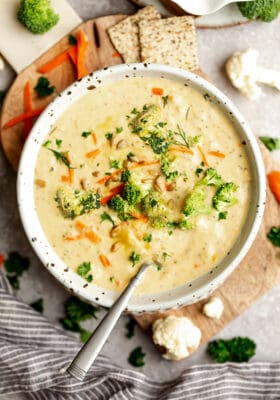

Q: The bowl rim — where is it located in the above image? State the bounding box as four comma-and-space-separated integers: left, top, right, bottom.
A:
17, 63, 266, 313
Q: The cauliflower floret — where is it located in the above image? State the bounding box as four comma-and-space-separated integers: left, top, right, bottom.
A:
203, 297, 224, 319
152, 315, 201, 360
226, 48, 280, 100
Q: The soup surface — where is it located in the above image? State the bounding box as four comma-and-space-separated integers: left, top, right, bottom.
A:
34, 77, 251, 294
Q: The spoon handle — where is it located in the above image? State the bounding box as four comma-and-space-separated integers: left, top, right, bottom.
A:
67, 262, 152, 381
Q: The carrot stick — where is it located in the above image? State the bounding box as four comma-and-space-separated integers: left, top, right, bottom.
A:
64, 234, 84, 241
152, 87, 163, 96
85, 149, 100, 159
100, 193, 115, 206
67, 46, 77, 66
74, 220, 101, 243
3, 108, 45, 129
61, 175, 70, 182
99, 254, 111, 268
169, 145, 194, 155
22, 81, 33, 140
64, 154, 74, 184
112, 51, 121, 58
109, 183, 125, 195
91, 132, 97, 145
198, 146, 209, 166
267, 171, 280, 203
208, 151, 226, 159
97, 169, 123, 184
37, 48, 73, 73
77, 30, 88, 80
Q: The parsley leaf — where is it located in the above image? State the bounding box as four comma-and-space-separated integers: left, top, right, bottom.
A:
267, 226, 280, 247
48, 149, 71, 168
129, 252, 140, 267
207, 337, 256, 363
218, 211, 228, 220
162, 95, 169, 107
260, 136, 280, 152
77, 261, 91, 278
110, 160, 121, 169
34, 77, 55, 98
128, 346, 145, 367
30, 298, 44, 313
101, 212, 116, 227
125, 318, 137, 338
81, 131, 91, 138
55, 139, 62, 148
68, 34, 77, 45
4, 252, 30, 289
143, 233, 152, 243
105, 132, 113, 141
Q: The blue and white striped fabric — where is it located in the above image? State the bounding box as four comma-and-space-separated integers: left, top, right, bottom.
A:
1, 272, 280, 400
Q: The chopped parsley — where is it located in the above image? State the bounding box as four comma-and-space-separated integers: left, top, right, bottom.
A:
195, 167, 204, 176
109, 276, 116, 283
267, 226, 280, 247
4, 252, 30, 290
55, 139, 62, 148
218, 211, 228, 220
110, 159, 122, 169
127, 152, 135, 161
260, 136, 280, 152
162, 95, 169, 107
105, 132, 113, 141
77, 261, 93, 283
30, 298, 44, 313
142, 133, 170, 154
43, 140, 51, 147
125, 318, 137, 338
172, 124, 201, 149
128, 346, 145, 367
68, 34, 77, 45
100, 211, 116, 227
34, 76, 55, 98
116, 127, 123, 134
121, 170, 131, 183
60, 297, 99, 343
143, 233, 152, 243
48, 149, 72, 168
81, 131, 91, 138
129, 251, 140, 267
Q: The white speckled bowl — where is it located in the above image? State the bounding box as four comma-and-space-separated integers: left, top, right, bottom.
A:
17, 64, 266, 313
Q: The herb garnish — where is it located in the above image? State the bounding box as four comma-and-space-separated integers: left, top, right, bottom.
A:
121, 170, 131, 183
195, 167, 204, 176
128, 346, 145, 367
77, 261, 93, 282
127, 152, 135, 161
142, 133, 170, 154
162, 95, 169, 107
173, 124, 201, 149
43, 140, 51, 147
30, 298, 44, 313
34, 77, 55, 98
55, 139, 62, 148
116, 127, 123, 134
143, 233, 152, 243
4, 251, 30, 290
100, 211, 116, 227
48, 149, 72, 168
81, 131, 91, 138
68, 34, 77, 45
125, 318, 137, 338
129, 252, 140, 267
260, 136, 280, 152
218, 211, 228, 220
105, 132, 113, 141
110, 159, 122, 169
60, 297, 99, 343
267, 226, 280, 247
207, 337, 256, 363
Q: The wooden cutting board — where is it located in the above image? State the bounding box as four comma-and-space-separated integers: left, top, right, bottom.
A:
0, 14, 279, 360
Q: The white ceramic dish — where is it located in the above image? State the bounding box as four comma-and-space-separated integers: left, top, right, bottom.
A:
17, 64, 266, 313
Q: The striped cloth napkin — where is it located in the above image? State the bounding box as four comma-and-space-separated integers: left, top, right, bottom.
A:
1, 272, 280, 400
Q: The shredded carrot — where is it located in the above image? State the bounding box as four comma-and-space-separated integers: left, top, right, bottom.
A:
112, 51, 121, 58
0, 254, 4, 266
100, 185, 124, 205
152, 87, 163, 96
69, 169, 74, 184
74, 220, 101, 243
99, 254, 111, 268
37, 48, 73, 73
61, 175, 70, 182
67, 46, 77, 66
198, 146, 209, 166
85, 148, 100, 159
169, 145, 194, 155
64, 234, 84, 241
91, 132, 97, 145
97, 169, 123, 184
100, 193, 115, 206
208, 151, 226, 159
267, 171, 280, 203
75, 221, 86, 232
130, 213, 148, 223
3, 107, 45, 129
77, 30, 88, 80
22, 81, 33, 140
130, 160, 160, 169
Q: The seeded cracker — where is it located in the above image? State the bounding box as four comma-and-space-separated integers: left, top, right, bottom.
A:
108, 6, 161, 63
139, 16, 199, 71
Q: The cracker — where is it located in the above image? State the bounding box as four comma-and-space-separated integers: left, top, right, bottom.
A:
139, 16, 199, 71
108, 6, 161, 63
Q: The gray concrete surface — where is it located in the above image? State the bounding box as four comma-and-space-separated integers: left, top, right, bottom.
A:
0, 1, 280, 398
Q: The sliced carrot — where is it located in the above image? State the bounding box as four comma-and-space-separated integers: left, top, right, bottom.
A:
69, 168, 74, 184
91, 132, 97, 145
61, 175, 70, 182
110, 183, 125, 195
169, 145, 194, 155
267, 171, 280, 203
198, 146, 209, 167
64, 234, 84, 241
99, 254, 111, 268
152, 87, 163, 96
67, 46, 77, 66
3, 107, 45, 129
77, 30, 88, 80
130, 160, 160, 169
85, 230, 101, 243
37, 48, 73, 73
100, 193, 115, 206
112, 51, 121, 58
208, 151, 226, 159
22, 81, 33, 141
85, 148, 100, 159
75, 220, 86, 232
97, 169, 123, 184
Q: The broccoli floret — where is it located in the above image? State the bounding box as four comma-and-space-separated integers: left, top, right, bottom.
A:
160, 154, 178, 181
141, 191, 172, 228
142, 132, 170, 155
55, 187, 100, 219
123, 182, 144, 206
17, 0, 59, 34
183, 187, 212, 217
213, 182, 238, 211
238, 0, 280, 22
198, 168, 223, 187
178, 219, 193, 230
121, 170, 131, 183
129, 104, 160, 135
108, 195, 134, 221
207, 337, 256, 363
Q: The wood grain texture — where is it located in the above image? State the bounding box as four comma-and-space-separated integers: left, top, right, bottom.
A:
0, 15, 125, 170
134, 143, 280, 354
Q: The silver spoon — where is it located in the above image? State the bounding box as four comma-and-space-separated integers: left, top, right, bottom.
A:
67, 261, 153, 381
171, 0, 253, 16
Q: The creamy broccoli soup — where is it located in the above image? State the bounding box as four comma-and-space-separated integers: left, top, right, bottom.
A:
34, 77, 251, 294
